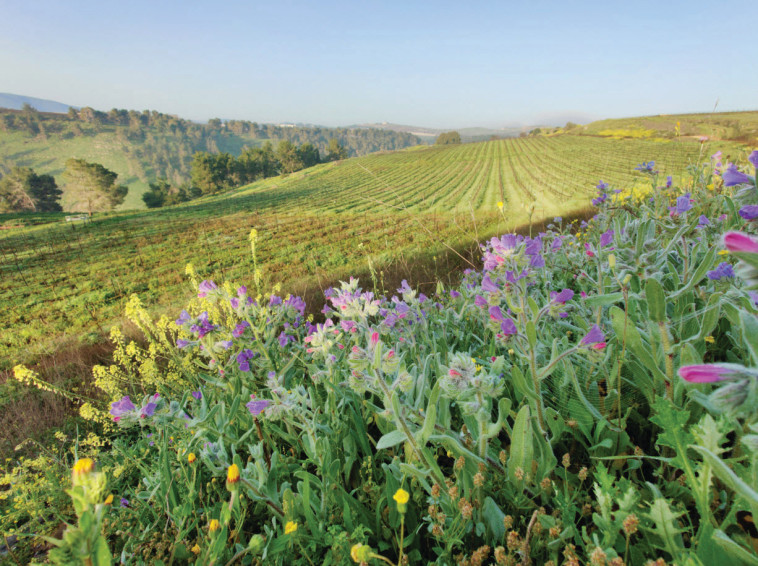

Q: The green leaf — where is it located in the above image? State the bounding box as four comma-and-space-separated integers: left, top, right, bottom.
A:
526, 321, 537, 350
689, 445, 758, 507
740, 309, 758, 366
417, 381, 441, 445
482, 497, 506, 540
644, 497, 685, 559
507, 405, 533, 485
710, 528, 758, 565
584, 292, 624, 307
646, 278, 666, 323
376, 430, 406, 451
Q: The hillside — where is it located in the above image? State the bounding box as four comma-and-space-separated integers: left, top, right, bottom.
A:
0, 107, 422, 209
565, 110, 758, 143
0, 92, 76, 114
0, 134, 749, 372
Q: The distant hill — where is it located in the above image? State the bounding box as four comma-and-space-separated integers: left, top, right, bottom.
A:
354, 122, 525, 143
0, 92, 76, 114
0, 106, 422, 210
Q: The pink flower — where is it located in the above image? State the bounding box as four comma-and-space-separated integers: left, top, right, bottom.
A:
370, 332, 379, 347
678, 364, 741, 383
724, 232, 758, 254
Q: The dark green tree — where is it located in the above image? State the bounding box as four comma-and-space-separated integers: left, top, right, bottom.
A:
0, 167, 62, 212
276, 140, 304, 174
297, 143, 320, 168
326, 138, 348, 161
62, 158, 127, 214
435, 131, 461, 145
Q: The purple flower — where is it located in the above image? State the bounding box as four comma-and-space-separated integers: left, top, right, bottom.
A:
529, 254, 545, 268
140, 402, 157, 418
698, 215, 710, 226
450, 290, 461, 298
278, 331, 294, 347
237, 349, 255, 372
750, 150, 758, 170
191, 391, 202, 400
237, 285, 247, 297
176, 339, 192, 349
500, 319, 517, 336
397, 280, 413, 295
580, 325, 606, 348
551, 237, 563, 251
678, 364, 742, 383
666, 175, 672, 188
634, 161, 657, 173
217, 340, 233, 350
230, 297, 239, 309
175, 310, 191, 326
246, 398, 271, 416
197, 280, 217, 298
524, 237, 542, 256
670, 195, 692, 215
596, 180, 609, 191
488, 305, 505, 322
599, 229, 614, 247
232, 321, 250, 338
269, 295, 282, 306
551, 288, 574, 304
707, 262, 735, 280
285, 295, 306, 316
120, 498, 129, 508
723, 163, 753, 187
481, 274, 498, 293
474, 295, 487, 308
739, 205, 758, 220
110, 396, 135, 419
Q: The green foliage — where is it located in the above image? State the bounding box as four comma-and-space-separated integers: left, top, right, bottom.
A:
0, 166, 62, 212
62, 158, 127, 214
435, 131, 462, 145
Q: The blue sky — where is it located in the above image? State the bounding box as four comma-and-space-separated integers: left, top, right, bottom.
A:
0, 0, 755, 128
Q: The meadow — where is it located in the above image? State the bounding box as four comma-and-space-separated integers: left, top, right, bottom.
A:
3, 146, 758, 565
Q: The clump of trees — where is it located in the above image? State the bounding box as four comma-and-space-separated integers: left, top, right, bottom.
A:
62, 158, 127, 214
0, 167, 62, 212
435, 131, 461, 145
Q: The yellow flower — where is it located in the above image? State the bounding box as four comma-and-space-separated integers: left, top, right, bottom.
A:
705, 336, 715, 344
284, 521, 298, 535
188, 453, 196, 464
227, 463, 240, 483
104, 494, 114, 505
497, 201, 504, 209
351, 543, 373, 563
72, 458, 95, 478
718, 250, 729, 256
393, 488, 409, 505
209, 519, 220, 532
191, 544, 201, 555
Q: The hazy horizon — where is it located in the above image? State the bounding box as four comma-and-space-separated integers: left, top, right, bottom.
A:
1, 0, 755, 129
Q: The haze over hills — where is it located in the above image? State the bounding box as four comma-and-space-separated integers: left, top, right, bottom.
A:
0, 92, 77, 114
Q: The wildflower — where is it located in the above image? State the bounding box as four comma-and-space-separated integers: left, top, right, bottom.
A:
197, 280, 218, 298
707, 262, 735, 280
209, 519, 220, 532
678, 364, 747, 383
393, 487, 410, 513
666, 175, 673, 188
739, 205, 758, 220
72, 458, 95, 479
723, 163, 753, 187
551, 288, 574, 304
191, 391, 202, 400
481, 274, 499, 293
237, 349, 256, 372
188, 453, 196, 464
580, 325, 606, 349
497, 201, 504, 209
175, 310, 191, 326
600, 229, 614, 247
191, 544, 201, 555
698, 215, 710, 226
351, 543, 373, 563
139, 401, 157, 419
104, 494, 114, 505
284, 521, 298, 534
120, 498, 129, 508
670, 195, 692, 215
232, 321, 250, 338
110, 396, 135, 419
227, 464, 240, 490
634, 161, 657, 174
724, 232, 758, 254
247, 397, 271, 416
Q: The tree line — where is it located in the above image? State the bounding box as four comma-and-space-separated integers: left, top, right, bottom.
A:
0, 106, 421, 189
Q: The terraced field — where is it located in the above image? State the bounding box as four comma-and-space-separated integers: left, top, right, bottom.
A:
0, 135, 749, 368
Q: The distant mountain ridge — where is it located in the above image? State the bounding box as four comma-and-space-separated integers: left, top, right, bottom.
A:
0, 92, 76, 114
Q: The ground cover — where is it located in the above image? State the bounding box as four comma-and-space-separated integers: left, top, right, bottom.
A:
3, 150, 758, 564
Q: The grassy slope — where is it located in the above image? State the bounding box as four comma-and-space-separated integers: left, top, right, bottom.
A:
1, 134, 750, 372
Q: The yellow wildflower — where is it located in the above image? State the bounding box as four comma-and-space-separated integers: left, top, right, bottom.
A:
497, 201, 504, 209
718, 249, 729, 255
188, 453, 196, 464
104, 494, 114, 505
227, 463, 240, 489
284, 521, 298, 534
191, 544, 201, 555
393, 487, 410, 513
705, 336, 715, 344
72, 458, 95, 478
209, 519, 220, 532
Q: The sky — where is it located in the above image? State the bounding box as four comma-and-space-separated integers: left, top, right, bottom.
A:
1, 0, 755, 129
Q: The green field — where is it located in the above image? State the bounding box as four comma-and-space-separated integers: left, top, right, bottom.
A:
1, 134, 749, 371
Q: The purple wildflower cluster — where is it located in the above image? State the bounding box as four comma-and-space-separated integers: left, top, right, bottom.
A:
109, 393, 161, 422
592, 181, 609, 207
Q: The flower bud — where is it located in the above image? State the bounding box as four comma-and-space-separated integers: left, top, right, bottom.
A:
393, 488, 410, 514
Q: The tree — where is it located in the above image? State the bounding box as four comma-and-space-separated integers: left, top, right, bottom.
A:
276, 140, 304, 174
63, 159, 127, 214
435, 131, 461, 145
326, 138, 348, 161
0, 167, 62, 212
297, 143, 321, 168
141, 179, 169, 208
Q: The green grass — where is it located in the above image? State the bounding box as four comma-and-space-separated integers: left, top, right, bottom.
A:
1, 134, 751, 371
